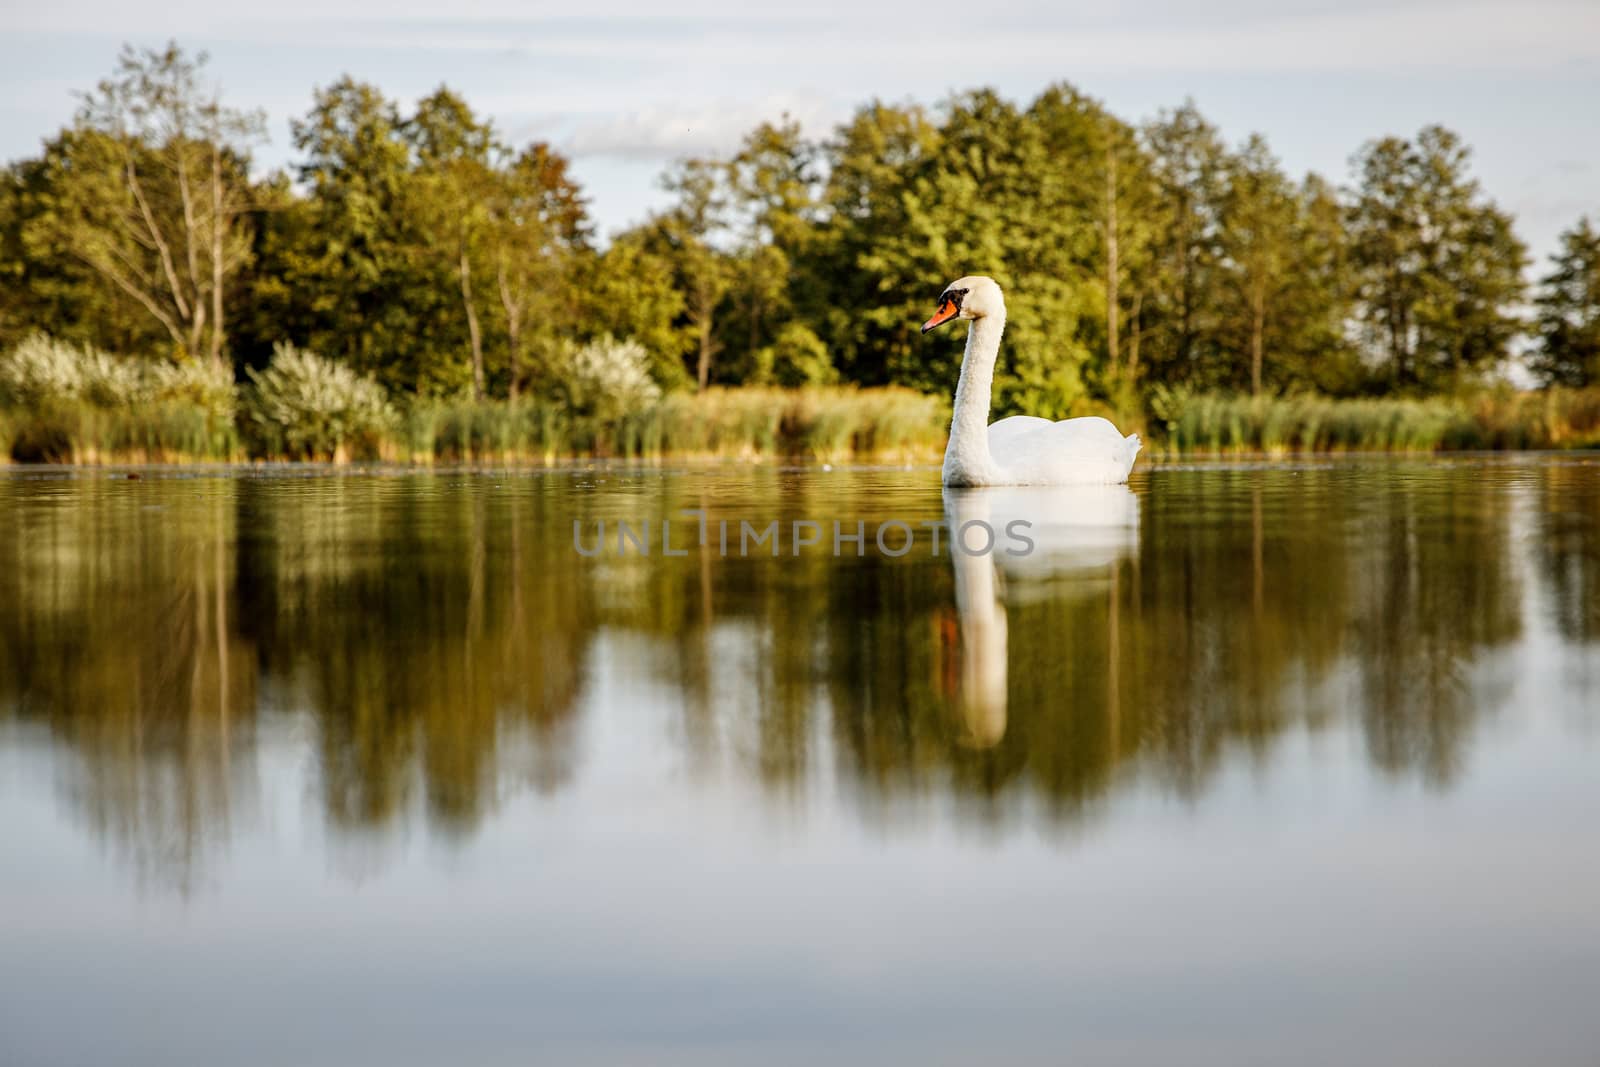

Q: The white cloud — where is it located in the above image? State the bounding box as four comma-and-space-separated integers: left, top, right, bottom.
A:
556, 94, 842, 161
236, 3, 1600, 74
8, 2, 1600, 72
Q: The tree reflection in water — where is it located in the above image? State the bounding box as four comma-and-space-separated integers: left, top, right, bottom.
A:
0, 458, 1588, 889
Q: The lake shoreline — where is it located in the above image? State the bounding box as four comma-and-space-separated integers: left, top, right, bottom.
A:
6, 385, 1600, 465
4, 448, 1599, 477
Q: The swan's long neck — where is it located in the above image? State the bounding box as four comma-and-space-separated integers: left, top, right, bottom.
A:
943, 309, 1006, 485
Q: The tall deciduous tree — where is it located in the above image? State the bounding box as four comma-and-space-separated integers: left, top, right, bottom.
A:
926, 89, 1096, 416
1216, 135, 1300, 395
811, 101, 942, 385
1098, 117, 1161, 390
0, 165, 24, 347
1346, 126, 1525, 390
25, 43, 263, 366
655, 159, 735, 390
3, 156, 167, 354
827, 88, 1101, 416
1143, 101, 1228, 387
724, 117, 823, 382
488, 143, 590, 400
1531, 218, 1600, 388
407, 89, 497, 398
1027, 83, 1160, 398
1282, 174, 1361, 393
288, 78, 446, 389
585, 232, 688, 391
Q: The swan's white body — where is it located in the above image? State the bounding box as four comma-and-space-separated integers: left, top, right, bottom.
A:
932, 277, 1141, 487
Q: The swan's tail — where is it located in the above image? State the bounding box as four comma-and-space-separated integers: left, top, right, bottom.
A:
1126, 433, 1142, 457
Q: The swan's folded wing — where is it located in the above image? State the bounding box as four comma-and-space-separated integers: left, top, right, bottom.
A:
986, 415, 1055, 452
991, 416, 1139, 484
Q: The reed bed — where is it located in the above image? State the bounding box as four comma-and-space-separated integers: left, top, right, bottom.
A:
401, 386, 950, 463
5, 402, 239, 463
7, 334, 1600, 465
1149, 389, 1600, 455
0, 334, 239, 462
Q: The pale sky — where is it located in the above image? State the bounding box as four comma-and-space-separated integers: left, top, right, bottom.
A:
3, 0, 1598, 263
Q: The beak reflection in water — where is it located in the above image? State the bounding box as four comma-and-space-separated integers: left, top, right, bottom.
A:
940, 485, 1141, 748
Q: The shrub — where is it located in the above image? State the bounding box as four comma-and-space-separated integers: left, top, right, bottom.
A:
0, 333, 233, 412
765, 323, 838, 387
0, 333, 92, 407
241, 343, 394, 460
146, 359, 237, 421
556, 336, 662, 421
0, 334, 238, 461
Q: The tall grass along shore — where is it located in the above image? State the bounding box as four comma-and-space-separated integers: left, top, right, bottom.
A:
1147, 387, 1600, 455
0, 335, 950, 464
4, 334, 1600, 465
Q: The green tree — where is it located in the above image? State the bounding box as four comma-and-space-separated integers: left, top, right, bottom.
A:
1282, 174, 1361, 393
1346, 126, 1525, 391
2, 155, 167, 353
724, 117, 822, 381
1142, 101, 1228, 387
821, 89, 1099, 416
1530, 217, 1600, 388
758, 322, 837, 386
925, 89, 1096, 415
0, 165, 25, 347
23, 43, 264, 366
1100, 115, 1162, 393
406, 88, 497, 398
232, 171, 319, 371
288, 78, 451, 392
1216, 135, 1301, 395
585, 232, 689, 391
1027, 83, 1160, 401
488, 143, 591, 400
654, 159, 736, 390
810, 101, 942, 385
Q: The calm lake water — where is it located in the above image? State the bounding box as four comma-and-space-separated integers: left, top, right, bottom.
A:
2, 457, 1598, 1066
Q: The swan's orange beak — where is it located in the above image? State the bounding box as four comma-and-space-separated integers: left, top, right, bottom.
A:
921, 300, 959, 334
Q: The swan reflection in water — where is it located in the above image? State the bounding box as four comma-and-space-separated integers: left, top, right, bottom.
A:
940, 484, 1141, 747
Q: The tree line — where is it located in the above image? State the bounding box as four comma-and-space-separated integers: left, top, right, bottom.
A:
2, 43, 1597, 419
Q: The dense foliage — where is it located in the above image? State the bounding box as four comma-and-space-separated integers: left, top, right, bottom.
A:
1, 41, 1598, 452
0, 333, 237, 460
240, 343, 395, 459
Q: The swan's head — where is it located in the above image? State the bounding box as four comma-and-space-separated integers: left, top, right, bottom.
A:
921, 275, 1003, 333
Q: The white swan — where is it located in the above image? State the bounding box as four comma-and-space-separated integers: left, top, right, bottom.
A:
922, 275, 1142, 487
